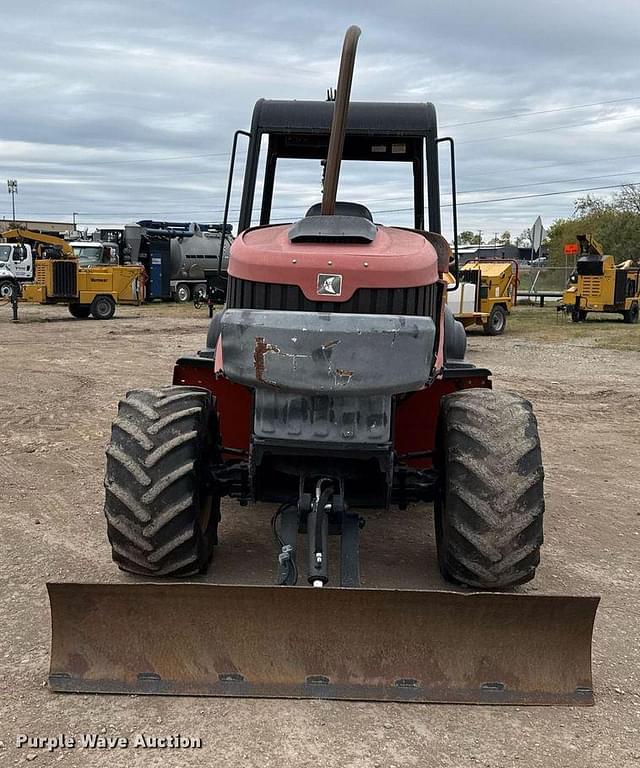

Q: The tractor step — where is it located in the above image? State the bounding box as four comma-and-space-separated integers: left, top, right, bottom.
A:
48, 582, 598, 705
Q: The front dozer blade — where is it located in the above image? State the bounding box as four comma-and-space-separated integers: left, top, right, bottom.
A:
48, 583, 599, 705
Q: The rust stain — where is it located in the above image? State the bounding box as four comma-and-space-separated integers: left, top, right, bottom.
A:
254, 336, 268, 384
334, 368, 354, 386
253, 336, 281, 388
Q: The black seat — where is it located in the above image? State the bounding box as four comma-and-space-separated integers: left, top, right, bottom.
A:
305, 201, 373, 221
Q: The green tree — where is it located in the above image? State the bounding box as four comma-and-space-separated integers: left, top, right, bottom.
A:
500, 231, 511, 244
457, 230, 481, 245
546, 186, 640, 266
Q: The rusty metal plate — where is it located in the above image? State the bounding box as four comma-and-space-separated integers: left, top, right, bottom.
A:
220, 309, 435, 395
47, 583, 599, 705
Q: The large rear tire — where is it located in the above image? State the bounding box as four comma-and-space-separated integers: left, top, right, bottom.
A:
435, 388, 544, 589
104, 386, 220, 576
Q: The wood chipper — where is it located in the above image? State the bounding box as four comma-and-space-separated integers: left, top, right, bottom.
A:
0, 228, 144, 319
561, 234, 640, 323
47, 27, 598, 706
447, 259, 518, 335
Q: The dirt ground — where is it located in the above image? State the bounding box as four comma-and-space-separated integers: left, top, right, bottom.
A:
0, 302, 638, 767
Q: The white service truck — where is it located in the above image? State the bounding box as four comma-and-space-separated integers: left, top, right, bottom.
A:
0, 242, 34, 297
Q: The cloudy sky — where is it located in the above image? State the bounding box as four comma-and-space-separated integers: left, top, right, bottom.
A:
3, 0, 640, 241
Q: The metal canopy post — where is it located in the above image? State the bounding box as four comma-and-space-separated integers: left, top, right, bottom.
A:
437, 136, 459, 289
217, 129, 251, 279
260, 140, 278, 225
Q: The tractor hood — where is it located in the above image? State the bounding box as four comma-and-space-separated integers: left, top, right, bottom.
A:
228, 223, 439, 303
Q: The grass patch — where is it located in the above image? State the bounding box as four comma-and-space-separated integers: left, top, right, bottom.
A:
491, 304, 640, 351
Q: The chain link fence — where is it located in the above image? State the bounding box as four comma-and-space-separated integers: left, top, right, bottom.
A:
516, 263, 576, 301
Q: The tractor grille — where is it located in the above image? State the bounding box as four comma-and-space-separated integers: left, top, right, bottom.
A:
227, 277, 438, 317
581, 276, 601, 297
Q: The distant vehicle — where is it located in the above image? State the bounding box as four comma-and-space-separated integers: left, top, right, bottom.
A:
0, 228, 143, 318
95, 222, 233, 303
0, 230, 74, 297
69, 241, 120, 267
0, 242, 34, 295
530, 256, 548, 267
561, 234, 640, 323
447, 259, 518, 335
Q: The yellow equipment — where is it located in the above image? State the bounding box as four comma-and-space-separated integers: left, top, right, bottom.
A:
448, 259, 518, 335
2, 228, 144, 319
1, 227, 74, 258
562, 235, 640, 323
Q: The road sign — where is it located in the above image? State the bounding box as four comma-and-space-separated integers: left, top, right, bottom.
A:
564, 243, 579, 255
531, 216, 544, 254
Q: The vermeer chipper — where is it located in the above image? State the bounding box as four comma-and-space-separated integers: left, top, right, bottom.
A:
48, 27, 598, 705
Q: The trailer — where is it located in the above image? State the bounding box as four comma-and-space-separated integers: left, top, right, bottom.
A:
96, 222, 233, 302
447, 259, 518, 335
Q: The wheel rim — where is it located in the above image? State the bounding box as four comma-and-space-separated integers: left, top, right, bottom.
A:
0, 282, 14, 298
492, 310, 505, 332
177, 285, 189, 302
96, 298, 111, 317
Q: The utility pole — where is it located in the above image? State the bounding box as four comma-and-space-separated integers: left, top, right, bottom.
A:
7, 179, 17, 225
73, 212, 78, 229
477, 229, 483, 247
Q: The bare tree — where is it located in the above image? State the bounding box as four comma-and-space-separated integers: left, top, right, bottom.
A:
614, 184, 640, 214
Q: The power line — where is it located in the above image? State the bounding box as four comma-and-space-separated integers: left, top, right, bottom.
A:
71, 150, 238, 166
0, 149, 242, 170
16, 179, 636, 221
458, 169, 640, 196
459, 150, 640, 179
369, 181, 639, 213
456, 110, 640, 145
442, 95, 640, 129
9, 148, 640, 205
8, 99, 640, 176
17, 153, 640, 208
16, 170, 640, 216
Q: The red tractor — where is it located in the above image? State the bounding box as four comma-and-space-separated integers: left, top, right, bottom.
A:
48, 27, 597, 706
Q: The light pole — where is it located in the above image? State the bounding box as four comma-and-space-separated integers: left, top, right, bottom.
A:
7, 179, 17, 224
73, 212, 78, 229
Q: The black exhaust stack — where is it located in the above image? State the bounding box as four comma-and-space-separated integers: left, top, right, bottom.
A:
288, 26, 376, 244
321, 25, 361, 216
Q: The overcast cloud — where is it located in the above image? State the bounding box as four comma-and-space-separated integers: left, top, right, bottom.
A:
3, 0, 640, 240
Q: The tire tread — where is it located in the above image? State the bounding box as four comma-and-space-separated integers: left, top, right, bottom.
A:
436, 388, 544, 588
104, 386, 219, 576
